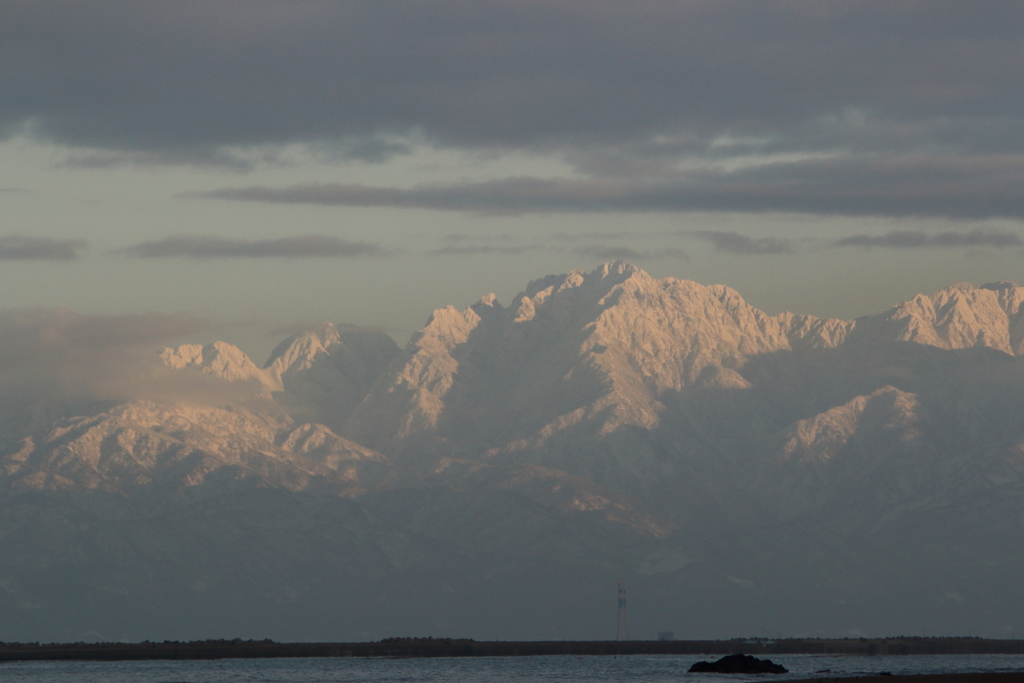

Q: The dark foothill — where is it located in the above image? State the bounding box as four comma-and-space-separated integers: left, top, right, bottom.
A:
688, 653, 789, 674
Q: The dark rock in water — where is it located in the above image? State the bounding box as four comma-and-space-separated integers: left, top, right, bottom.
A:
687, 653, 788, 674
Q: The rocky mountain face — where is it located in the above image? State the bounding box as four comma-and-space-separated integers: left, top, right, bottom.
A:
2, 263, 1024, 642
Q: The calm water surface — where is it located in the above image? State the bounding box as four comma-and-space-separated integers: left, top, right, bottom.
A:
1, 653, 1023, 682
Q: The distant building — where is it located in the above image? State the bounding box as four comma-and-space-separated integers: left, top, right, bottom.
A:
657, 631, 674, 641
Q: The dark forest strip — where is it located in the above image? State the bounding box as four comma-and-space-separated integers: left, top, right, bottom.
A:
3, 637, 1024, 661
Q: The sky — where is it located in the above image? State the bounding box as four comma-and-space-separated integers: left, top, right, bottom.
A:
2, 0, 1024, 364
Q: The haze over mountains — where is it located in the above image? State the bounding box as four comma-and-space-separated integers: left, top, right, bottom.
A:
3, 262, 1024, 642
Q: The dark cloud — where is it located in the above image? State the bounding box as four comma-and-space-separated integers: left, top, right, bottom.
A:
58, 148, 260, 172
190, 153, 1024, 219
572, 245, 688, 261
0, 236, 87, 260
121, 235, 384, 259
554, 231, 628, 241
833, 230, 1022, 250
691, 231, 794, 255
686, 228, 1020, 254
183, 180, 612, 213
429, 245, 547, 256
426, 242, 688, 260
5, 2, 1024, 219
2, 2, 1020, 154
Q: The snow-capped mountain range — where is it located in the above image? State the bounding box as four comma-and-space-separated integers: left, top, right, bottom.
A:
3, 262, 1024, 642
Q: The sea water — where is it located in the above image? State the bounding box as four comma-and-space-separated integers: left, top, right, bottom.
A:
0, 653, 1022, 682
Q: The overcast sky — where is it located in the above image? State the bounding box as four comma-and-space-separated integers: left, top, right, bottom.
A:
2, 0, 1023, 363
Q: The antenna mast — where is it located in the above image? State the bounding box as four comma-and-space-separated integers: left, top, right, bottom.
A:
616, 578, 629, 640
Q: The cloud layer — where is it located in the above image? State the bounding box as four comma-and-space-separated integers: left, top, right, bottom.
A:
189, 154, 1024, 219
833, 230, 1022, 249
681, 228, 1022, 255
121, 235, 383, 259
0, 236, 87, 260
0, 309, 222, 431
3, 1, 1024, 220
692, 231, 794, 255
5, 1, 1021, 151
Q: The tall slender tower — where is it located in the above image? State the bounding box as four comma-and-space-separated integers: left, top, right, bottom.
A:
616, 578, 629, 641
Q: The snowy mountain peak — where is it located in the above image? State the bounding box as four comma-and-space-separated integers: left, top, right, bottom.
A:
860, 280, 1024, 354
475, 293, 501, 309
1, 400, 388, 496
263, 322, 401, 433
159, 341, 281, 393
523, 261, 647, 297
781, 386, 921, 463
264, 321, 342, 373
346, 262, 851, 462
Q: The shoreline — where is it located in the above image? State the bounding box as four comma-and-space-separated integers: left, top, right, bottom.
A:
2, 637, 1024, 662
